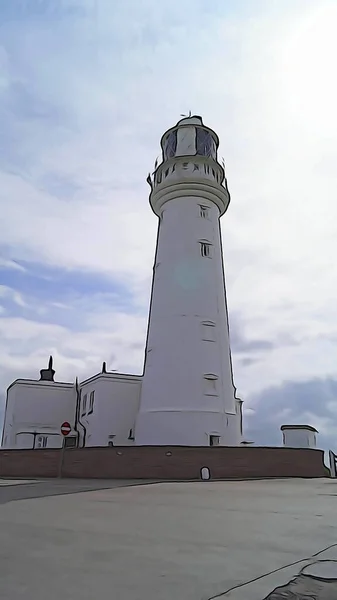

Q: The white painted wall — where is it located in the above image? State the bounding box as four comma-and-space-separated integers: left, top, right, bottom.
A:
281, 426, 317, 448
136, 117, 239, 446
79, 373, 141, 447
2, 380, 76, 449
2, 373, 142, 449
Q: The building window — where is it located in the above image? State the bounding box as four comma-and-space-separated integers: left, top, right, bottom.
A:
163, 130, 177, 159
200, 242, 212, 258
201, 321, 216, 342
128, 429, 135, 441
196, 129, 213, 157
82, 393, 87, 416
199, 205, 209, 219
210, 435, 220, 447
88, 391, 95, 414
64, 436, 77, 449
36, 435, 47, 449
203, 374, 218, 396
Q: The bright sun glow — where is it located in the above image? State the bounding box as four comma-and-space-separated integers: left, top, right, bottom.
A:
282, 3, 337, 137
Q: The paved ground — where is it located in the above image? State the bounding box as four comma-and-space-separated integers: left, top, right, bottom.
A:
0, 477, 155, 504
0, 478, 336, 600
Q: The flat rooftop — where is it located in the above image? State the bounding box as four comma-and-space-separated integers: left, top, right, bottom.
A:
0, 478, 337, 599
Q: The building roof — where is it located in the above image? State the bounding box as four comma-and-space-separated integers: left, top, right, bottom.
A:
80, 371, 142, 386
7, 379, 74, 391
280, 424, 318, 433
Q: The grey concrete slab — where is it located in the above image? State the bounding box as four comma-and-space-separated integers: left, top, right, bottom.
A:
0, 479, 40, 486
0, 478, 157, 504
0, 478, 336, 600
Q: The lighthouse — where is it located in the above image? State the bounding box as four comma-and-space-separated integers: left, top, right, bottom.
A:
135, 115, 240, 446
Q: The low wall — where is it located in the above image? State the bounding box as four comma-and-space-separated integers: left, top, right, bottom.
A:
0, 446, 327, 480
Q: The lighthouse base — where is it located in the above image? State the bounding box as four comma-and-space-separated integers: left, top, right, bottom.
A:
135, 409, 240, 446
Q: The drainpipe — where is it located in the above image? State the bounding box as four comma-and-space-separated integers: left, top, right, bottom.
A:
74, 378, 81, 448
75, 378, 87, 448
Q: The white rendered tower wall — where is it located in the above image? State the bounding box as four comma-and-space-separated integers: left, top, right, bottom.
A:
135, 116, 239, 446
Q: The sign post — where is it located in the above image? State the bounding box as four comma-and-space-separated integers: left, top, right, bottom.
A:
58, 421, 72, 478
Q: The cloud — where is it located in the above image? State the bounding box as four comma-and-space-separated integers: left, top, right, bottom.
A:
0, 283, 146, 393
245, 378, 337, 451
0, 284, 27, 308
0, 258, 25, 272
0, 0, 337, 447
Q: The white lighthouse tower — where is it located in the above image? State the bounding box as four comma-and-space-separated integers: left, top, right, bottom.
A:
135, 115, 241, 446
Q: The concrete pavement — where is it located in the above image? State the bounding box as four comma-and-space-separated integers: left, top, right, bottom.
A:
0, 478, 336, 599
0, 478, 156, 504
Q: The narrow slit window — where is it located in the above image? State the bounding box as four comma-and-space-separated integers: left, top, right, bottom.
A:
82, 393, 87, 416
203, 374, 218, 396
199, 205, 209, 219
88, 391, 95, 414
200, 242, 212, 258
201, 322, 216, 342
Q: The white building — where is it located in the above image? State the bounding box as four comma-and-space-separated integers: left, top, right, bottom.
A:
281, 425, 318, 449
1, 115, 244, 450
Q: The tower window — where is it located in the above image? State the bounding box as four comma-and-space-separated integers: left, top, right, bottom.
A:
201, 321, 216, 342
196, 128, 213, 157
199, 205, 209, 219
210, 435, 220, 447
200, 242, 212, 258
203, 374, 218, 396
163, 130, 177, 159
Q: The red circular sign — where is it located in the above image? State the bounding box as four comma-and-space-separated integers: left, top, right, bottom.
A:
61, 421, 72, 436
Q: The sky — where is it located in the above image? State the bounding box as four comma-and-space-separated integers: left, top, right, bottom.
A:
0, 0, 337, 450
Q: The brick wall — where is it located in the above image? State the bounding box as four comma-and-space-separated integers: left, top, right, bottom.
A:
0, 446, 327, 480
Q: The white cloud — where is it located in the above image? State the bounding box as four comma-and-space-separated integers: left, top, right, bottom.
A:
0, 294, 147, 396
0, 285, 27, 307
0, 258, 25, 272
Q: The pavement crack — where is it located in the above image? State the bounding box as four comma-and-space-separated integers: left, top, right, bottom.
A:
206, 543, 337, 600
